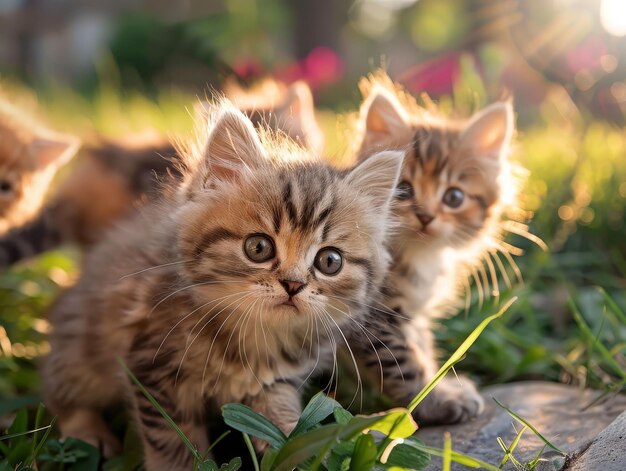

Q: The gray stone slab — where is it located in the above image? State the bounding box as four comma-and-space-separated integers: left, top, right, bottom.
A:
415, 381, 626, 470
565, 411, 626, 471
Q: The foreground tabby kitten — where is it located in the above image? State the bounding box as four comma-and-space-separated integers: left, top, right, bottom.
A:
351, 76, 517, 424
42, 102, 402, 470
0, 80, 321, 267
0, 97, 79, 235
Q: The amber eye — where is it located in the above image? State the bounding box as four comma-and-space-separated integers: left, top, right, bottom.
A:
244, 234, 275, 262
395, 181, 414, 200
314, 248, 343, 276
442, 187, 465, 208
0, 180, 12, 194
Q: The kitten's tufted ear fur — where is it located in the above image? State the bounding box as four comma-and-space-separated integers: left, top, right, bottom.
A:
346, 150, 404, 210
459, 102, 514, 159
30, 134, 80, 169
203, 107, 266, 182
279, 81, 324, 153
361, 87, 410, 138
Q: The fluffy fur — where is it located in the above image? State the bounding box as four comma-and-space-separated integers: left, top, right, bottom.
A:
0, 96, 79, 235
42, 101, 402, 470
0, 80, 324, 267
350, 73, 521, 424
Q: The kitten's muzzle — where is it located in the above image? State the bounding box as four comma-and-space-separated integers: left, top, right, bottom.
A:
280, 279, 307, 297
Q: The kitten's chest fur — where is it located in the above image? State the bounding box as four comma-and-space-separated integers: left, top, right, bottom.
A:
385, 243, 460, 319
130, 290, 328, 406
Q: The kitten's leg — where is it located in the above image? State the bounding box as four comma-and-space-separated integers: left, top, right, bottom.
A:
42, 295, 123, 456
244, 380, 302, 453
359, 316, 483, 424
128, 377, 209, 471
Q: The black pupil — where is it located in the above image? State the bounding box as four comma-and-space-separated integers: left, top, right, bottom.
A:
0, 181, 11, 192
317, 249, 342, 275
324, 253, 339, 269
253, 240, 267, 255
444, 188, 464, 208
396, 182, 413, 200
245, 235, 274, 262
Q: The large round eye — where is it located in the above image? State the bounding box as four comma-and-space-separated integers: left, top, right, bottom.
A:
244, 234, 275, 262
0, 180, 12, 194
395, 181, 414, 200
314, 248, 343, 276
442, 187, 464, 208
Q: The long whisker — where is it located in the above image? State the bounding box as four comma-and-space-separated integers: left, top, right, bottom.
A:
119, 260, 192, 280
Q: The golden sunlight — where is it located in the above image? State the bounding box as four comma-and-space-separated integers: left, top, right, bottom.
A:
600, 0, 626, 37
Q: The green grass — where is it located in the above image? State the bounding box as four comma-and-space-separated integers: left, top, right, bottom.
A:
1, 77, 626, 469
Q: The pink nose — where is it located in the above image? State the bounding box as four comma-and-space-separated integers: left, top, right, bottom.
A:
417, 212, 435, 227
280, 279, 307, 297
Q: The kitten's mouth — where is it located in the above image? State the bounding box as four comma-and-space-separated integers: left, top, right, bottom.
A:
280, 298, 299, 310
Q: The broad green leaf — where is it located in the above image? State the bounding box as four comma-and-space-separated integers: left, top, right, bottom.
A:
261, 448, 278, 471
272, 423, 343, 471
221, 404, 287, 449
366, 409, 416, 439
327, 441, 354, 471
60, 438, 100, 471
219, 457, 242, 470
332, 407, 353, 425
492, 398, 564, 454
348, 434, 376, 471
0, 396, 40, 418
290, 392, 341, 437
7, 408, 28, 439
383, 440, 430, 470
7, 440, 31, 467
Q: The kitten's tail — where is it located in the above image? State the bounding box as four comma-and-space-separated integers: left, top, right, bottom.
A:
0, 202, 66, 268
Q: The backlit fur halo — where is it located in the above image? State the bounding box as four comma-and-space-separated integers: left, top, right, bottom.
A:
174, 95, 315, 188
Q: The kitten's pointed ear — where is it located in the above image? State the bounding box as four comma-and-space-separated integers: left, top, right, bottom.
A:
459, 102, 514, 159
203, 107, 266, 182
280, 81, 324, 153
346, 150, 404, 209
31, 134, 80, 169
283, 81, 314, 116
361, 88, 410, 137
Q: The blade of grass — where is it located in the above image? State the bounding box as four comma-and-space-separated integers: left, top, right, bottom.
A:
0, 425, 52, 442
598, 287, 626, 325
568, 299, 626, 380
30, 403, 46, 458
242, 433, 260, 471
498, 425, 527, 468
29, 417, 57, 466
408, 297, 517, 413
404, 438, 500, 471
442, 432, 451, 471
117, 356, 201, 461
492, 398, 564, 454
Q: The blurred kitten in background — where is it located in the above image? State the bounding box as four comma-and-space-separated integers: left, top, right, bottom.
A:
0, 96, 79, 235
0, 80, 322, 267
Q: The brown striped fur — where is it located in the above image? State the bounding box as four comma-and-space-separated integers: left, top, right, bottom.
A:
350, 72, 519, 424
42, 101, 402, 469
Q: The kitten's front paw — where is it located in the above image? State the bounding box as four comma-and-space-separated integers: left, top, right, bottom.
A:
412, 376, 484, 425
59, 409, 121, 458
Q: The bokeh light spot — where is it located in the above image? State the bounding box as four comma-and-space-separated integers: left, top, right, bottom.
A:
601, 0, 626, 37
